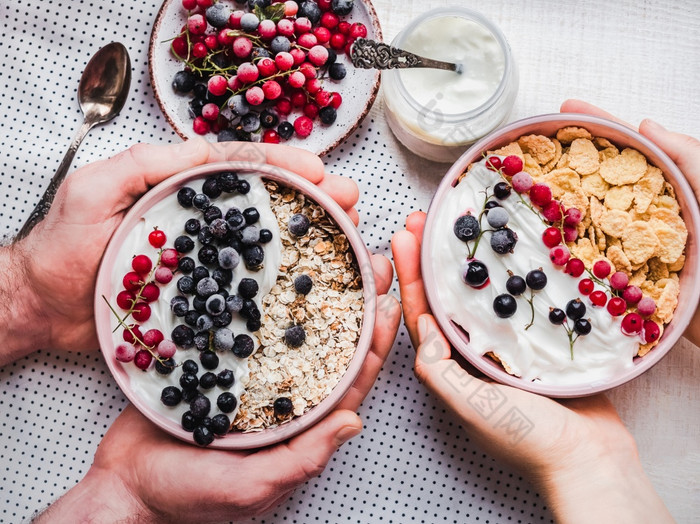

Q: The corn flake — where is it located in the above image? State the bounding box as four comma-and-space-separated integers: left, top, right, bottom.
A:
599, 147, 648, 185
556, 126, 593, 144
621, 221, 659, 264
518, 134, 557, 164
581, 173, 610, 200
599, 209, 632, 237
568, 138, 600, 175
544, 168, 581, 198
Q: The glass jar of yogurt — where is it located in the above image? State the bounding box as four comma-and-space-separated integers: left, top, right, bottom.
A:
382, 7, 518, 163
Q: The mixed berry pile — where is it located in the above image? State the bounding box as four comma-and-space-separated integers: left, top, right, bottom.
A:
109, 172, 314, 446
168, 0, 366, 142
453, 155, 660, 357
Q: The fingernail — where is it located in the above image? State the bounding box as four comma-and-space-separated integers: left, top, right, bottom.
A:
334, 424, 362, 446
643, 118, 666, 132
418, 315, 429, 340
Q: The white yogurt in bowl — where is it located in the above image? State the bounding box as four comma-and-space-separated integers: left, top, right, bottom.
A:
383, 7, 518, 163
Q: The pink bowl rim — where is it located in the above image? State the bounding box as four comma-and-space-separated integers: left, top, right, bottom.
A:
421, 113, 700, 398
95, 161, 377, 449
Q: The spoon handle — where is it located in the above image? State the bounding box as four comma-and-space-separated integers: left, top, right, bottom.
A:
350, 37, 463, 73
15, 119, 94, 241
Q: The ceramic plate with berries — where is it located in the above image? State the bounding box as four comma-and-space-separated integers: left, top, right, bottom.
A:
95, 161, 376, 448
421, 114, 700, 398
148, 0, 382, 155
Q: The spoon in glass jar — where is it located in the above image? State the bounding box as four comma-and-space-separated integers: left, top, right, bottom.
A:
350, 37, 463, 74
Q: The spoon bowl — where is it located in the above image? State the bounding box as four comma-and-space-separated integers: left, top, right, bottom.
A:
15, 42, 131, 240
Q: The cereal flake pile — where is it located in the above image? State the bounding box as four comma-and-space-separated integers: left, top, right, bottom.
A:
233, 181, 364, 431
490, 126, 688, 355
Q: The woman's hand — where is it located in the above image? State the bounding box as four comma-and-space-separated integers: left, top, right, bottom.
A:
2, 139, 361, 365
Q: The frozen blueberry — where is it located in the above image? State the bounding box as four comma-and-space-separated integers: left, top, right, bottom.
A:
454, 214, 480, 242
217, 369, 235, 388
225, 208, 246, 230
246, 318, 261, 332
212, 311, 232, 328
179, 372, 199, 391
239, 299, 259, 320
241, 225, 260, 244
198, 227, 214, 245
232, 334, 255, 358
182, 388, 198, 403
200, 351, 219, 370
203, 206, 223, 224
198, 245, 219, 265
196, 277, 219, 298
299, 0, 321, 22
161, 386, 182, 406
192, 193, 210, 210
331, 0, 353, 15
238, 278, 259, 299
486, 207, 509, 229
243, 207, 260, 224
241, 113, 260, 133
181, 411, 197, 432
185, 310, 200, 327
205, 3, 230, 27
217, 129, 237, 142
178, 256, 195, 275
218, 246, 240, 270
172, 70, 196, 93
288, 214, 310, 236
172, 325, 195, 348
210, 414, 231, 436
217, 392, 237, 413
185, 217, 201, 235
182, 359, 199, 374
193, 425, 214, 446
155, 357, 176, 376
490, 227, 518, 254
242, 245, 265, 269
251, 46, 271, 60
212, 267, 234, 287
209, 218, 229, 238
277, 121, 294, 140
213, 328, 234, 351
240, 12, 260, 31
217, 172, 238, 191
202, 176, 222, 199
329, 62, 346, 80
192, 265, 210, 282
206, 294, 226, 316
326, 48, 337, 66
193, 295, 207, 313
258, 228, 273, 243
189, 98, 205, 118
177, 187, 196, 208
294, 274, 313, 295
284, 325, 306, 348
319, 106, 337, 125
194, 330, 210, 351
174, 235, 195, 253
228, 94, 250, 116
199, 372, 217, 390
225, 295, 244, 314
269, 35, 292, 54
190, 394, 211, 419
171, 295, 189, 317
177, 276, 195, 295
237, 180, 251, 194
196, 314, 214, 331
273, 397, 294, 416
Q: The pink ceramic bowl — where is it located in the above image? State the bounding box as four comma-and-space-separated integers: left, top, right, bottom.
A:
95, 161, 376, 448
422, 113, 700, 398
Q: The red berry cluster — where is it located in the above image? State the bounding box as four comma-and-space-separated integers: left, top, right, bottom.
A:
487, 154, 661, 344
171, 0, 364, 141
112, 228, 180, 370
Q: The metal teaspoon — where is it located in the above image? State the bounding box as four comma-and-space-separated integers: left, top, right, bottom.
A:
350, 38, 463, 74
15, 42, 132, 240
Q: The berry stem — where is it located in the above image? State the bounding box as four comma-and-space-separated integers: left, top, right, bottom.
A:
524, 290, 535, 330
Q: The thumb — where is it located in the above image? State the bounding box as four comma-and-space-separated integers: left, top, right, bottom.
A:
253, 409, 362, 493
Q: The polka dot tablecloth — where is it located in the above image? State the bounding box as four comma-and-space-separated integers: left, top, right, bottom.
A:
1, 1, 699, 523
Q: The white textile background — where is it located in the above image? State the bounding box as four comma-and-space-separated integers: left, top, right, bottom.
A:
1, 1, 698, 522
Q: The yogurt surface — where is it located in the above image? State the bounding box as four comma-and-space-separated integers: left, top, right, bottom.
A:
109, 174, 282, 423
432, 161, 639, 385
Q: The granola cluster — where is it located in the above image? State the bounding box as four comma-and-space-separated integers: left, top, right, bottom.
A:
233, 181, 364, 431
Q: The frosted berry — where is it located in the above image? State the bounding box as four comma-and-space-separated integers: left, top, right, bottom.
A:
529, 184, 553, 207
542, 227, 562, 248
549, 245, 571, 266
542, 201, 564, 222
511, 172, 534, 193
606, 297, 627, 317
589, 290, 608, 307
501, 155, 523, 176
157, 339, 177, 359
187, 13, 207, 35
610, 271, 629, 290
294, 116, 314, 137
490, 228, 518, 254
240, 12, 260, 31
621, 313, 643, 335
643, 320, 661, 343
578, 278, 594, 295
288, 214, 310, 236
207, 75, 228, 96
622, 285, 643, 305
349, 22, 367, 39
155, 266, 173, 284
564, 208, 583, 226
134, 349, 153, 370
592, 260, 611, 279
192, 117, 210, 135
308, 45, 329, 66
149, 229, 167, 248
284, 325, 306, 347
123, 325, 143, 345
563, 224, 579, 243
115, 343, 137, 363
565, 258, 585, 277
453, 214, 480, 242
486, 207, 509, 228
161, 249, 179, 268
233, 36, 253, 58
143, 329, 164, 348
637, 297, 656, 317
258, 18, 277, 39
